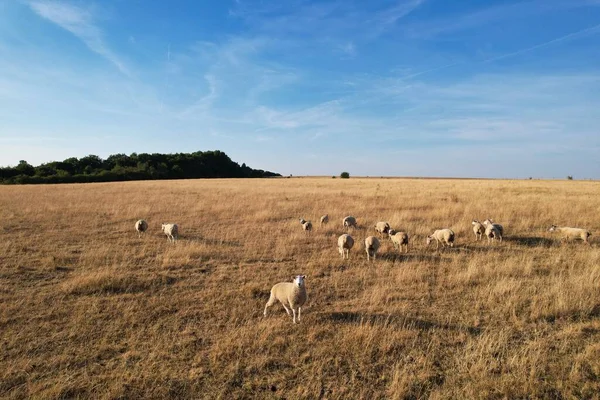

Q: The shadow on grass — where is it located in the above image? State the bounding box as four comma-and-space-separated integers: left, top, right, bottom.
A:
378, 252, 446, 263
505, 236, 555, 247
182, 234, 243, 247
323, 311, 481, 335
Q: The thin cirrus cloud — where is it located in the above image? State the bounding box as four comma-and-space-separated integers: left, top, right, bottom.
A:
0, 0, 599, 178
26, 0, 131, 76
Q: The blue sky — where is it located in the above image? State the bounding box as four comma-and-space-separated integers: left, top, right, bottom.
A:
1, 0, 599, 178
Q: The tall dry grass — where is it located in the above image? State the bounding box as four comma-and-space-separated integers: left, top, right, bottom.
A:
1, 177, 599, 399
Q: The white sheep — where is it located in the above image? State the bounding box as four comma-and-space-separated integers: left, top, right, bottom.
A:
374, 221, 391, 236
337, 234, 354, 259
426, 229, 455, 249
365, 236, 380, 261
343, 216, 357, 230
483, 219, 504, 236
161, 223, 178, 242
485, 223, 503, 243
320, 214, 329, 226
264, 275, 308, 324
388, 229, 409, 253
472, 220, 484, 241
135, 219, 148, 238
299, 218, 313, 234
548, 225, 592, 245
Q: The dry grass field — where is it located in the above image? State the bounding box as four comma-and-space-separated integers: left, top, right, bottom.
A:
1, 177, 600, 399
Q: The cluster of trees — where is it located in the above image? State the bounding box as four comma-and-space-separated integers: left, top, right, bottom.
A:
0, 151, 280, 184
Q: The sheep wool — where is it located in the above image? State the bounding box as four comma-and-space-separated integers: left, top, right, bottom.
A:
388, 229, 409, 253
343, 216, 357, 229
374, 221, 391, 236
548, 225, 591, 245
472, 220, 485, 241
337, 234, 354, 259
365, 236, 380, 261
161, 223, 179, 243
264, 275, 308, 324
299, 218, 313, 234
426, 229, 455, 249
485, 224, 503, 243
135, 219, 148, 238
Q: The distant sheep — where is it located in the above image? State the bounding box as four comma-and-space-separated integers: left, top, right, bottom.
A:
426, 229, 455, 249
264, 275, 308, 324
365, 236, 381, 261
472, 220, 484, 241
388, 229, 409, 253
374, 221, 391, 236
161, 223, 178, 242
337, 234, 354, 259
485, 224, 503, 243
299, 218, 313, 234
483, 219, 504, 237
320, 214, 329, 226
548, 225, 591, 245
343, 216, 357, 230
135, 219, 148, 238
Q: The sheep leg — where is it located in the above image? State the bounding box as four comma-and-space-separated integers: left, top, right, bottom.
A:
297, 307, 301, 321
264, 294, 277, 317
292, 308, 297, 324
281, 302, 291, 316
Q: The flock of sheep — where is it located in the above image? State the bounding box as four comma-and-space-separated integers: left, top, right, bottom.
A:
133, 216, 592, 324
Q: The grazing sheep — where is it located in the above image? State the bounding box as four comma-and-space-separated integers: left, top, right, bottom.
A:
337, 234, 354, 259
483, 219, 504, 236
264, 275, 308, 324
472, 220, 485, 241
426, 229, 455, 249
365, 236, 381, 261
343, 216, 357, 230
320, 214, 329, 226
388, 229, 409, 253
548, 225, 592, 245
135, 219, 148, 238
485, 224, 503, 243
374, 221, 391, 236
161, 223, 178, 242
299, 218, 313, 234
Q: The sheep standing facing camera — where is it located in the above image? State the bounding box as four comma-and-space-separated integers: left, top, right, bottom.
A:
365, 236, 380, 261
337, 234, 354, 259
299, 218, 313, 234
548, 225, 591, 245
388, 229, 409, 253
472, 220, 485, 241
320, 214, 329, 226
135, 219, 148, 238
162, 223, 178, 242
426, 229, 455, 249
264, 275, 308, 324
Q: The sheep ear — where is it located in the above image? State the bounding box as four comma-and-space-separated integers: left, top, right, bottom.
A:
301, 275, 306, 279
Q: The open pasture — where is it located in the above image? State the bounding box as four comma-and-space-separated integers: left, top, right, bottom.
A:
1, 177, 600, 399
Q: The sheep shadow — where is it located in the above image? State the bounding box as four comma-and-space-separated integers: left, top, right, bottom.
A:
183, 234, 243, 247
380, 252, 445, 263
323, 312, 481, 335
505, 236, 555, 248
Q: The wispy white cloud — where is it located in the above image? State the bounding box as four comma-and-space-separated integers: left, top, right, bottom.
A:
27, 1, 130, 76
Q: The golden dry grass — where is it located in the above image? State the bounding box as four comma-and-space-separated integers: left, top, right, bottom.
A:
1, 177, 600, 399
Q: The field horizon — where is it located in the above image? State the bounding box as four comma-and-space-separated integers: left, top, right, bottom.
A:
1, 177, 599, 399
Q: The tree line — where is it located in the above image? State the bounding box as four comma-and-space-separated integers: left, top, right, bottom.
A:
0, 150, 280, 184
